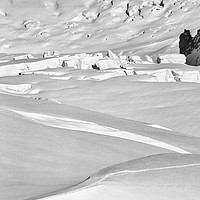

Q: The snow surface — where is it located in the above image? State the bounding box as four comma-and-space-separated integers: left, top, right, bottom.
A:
1, 0, 200, 200
11, 109, 190, 154
0, 0, 200, 56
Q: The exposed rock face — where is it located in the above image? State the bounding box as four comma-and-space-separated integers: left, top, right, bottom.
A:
186, 49, 200, 66
176, 28, 200, 66
184, 30, 200, 66
184, 30, 200, 56
179, 29, 192, 55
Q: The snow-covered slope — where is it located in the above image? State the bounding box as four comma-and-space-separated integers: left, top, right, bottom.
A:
1, 1, 200, 200
1, 93, 200, 200
1, 57, 200, 199
1, 52, 200, 137
0, 0, 200, 56
32, 154, 200, 200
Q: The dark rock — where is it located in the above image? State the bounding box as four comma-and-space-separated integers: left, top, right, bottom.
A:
91, 64, 100, 70
179, 29, 192, 55
185, 29, 200, 56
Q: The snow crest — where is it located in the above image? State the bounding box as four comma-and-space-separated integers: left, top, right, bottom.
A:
11, 109, 190, 154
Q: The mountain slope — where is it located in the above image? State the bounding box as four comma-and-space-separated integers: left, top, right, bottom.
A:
1, 1, 200, 200
0, 0, 200, 56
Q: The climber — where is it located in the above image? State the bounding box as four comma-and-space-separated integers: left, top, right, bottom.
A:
179, 29, 192, 55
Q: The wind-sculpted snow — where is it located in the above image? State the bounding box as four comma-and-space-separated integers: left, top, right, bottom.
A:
0, 51, 200, 83
0, 83, 32, 94
11, 109, 190, 154
2, 93, 200, 200
148, 124, 172, 131
28, 154, 200, 200
1, 0, 200, 199
0, 0, 200, 55
1, 51, 200, 138
1, 86, 200, 199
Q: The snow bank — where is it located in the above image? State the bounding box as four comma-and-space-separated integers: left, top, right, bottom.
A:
157, 54, 186, 64
12, 109, 190, 154
35, 154, 200, 200
13, 54, 35, 60
1, 52, 199, 83
0, 57, 63, 77
97, 59, 121, 70
0, 84, 32, 94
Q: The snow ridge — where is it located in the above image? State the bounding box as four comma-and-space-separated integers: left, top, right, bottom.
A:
33, 162, 200, 200
11, 109, 190, 154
